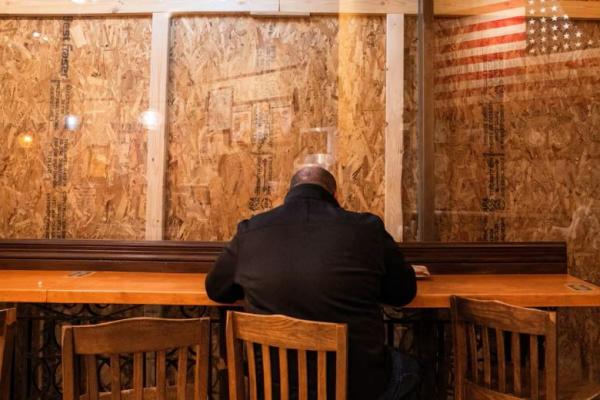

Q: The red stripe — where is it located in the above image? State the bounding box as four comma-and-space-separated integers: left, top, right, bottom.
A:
435, 56, 600, 86
439, 32, 527, 54
434, 57, 600, 99
435, 66, 526, 84
438, 16, 525, 37
435, 49, 526, 69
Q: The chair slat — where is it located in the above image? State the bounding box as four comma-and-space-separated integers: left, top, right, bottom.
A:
246, 342, 258, 400
195, 319, 210, 400
482, 327, 491, 388
262, 344, 273, 400
317, 351, 326, 400
110, 355, 121, 400
279, 348, 289, 400
530, 335, 539, 400
85, 355, 99, 400
133, 352, 144, 400
468, 323, 479, 384
512, 332, 521, 396
298, 350, 308, 400
177, 347, 188, 400
156, 350, 166, 400
496, 329, 506, 392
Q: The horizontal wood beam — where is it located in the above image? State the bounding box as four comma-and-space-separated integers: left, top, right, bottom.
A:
2, 0, 599, 18
0, 0, 279, 15
279, 0, 414, 14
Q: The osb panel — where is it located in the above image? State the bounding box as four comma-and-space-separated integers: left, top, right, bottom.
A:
0, 17, 150, 239
166, 15, 386, 240
433, 15, 600, 382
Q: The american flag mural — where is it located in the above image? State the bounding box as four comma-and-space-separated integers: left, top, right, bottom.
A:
435, 0, 598, 106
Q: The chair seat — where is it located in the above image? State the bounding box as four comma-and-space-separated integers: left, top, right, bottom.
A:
559, 381, 600, 400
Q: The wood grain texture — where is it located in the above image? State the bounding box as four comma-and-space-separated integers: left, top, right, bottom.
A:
0, 239, 568, 274
145, 13, 172, 240
451, 297, 600, 400
1, 0, 600, 19
385, 14, 404, 241
1, 270, 600, 307
0, 308, 16, 400
0, 0, 279, 15
226, 311, 347, 400
62, 317, 210, 400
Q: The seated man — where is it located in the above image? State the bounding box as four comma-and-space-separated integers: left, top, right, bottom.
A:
206, 165, 418, 400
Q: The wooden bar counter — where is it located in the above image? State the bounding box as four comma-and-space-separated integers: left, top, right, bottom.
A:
1, 270, 599, 308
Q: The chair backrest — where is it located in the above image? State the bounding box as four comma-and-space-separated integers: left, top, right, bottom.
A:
61, 317, 210, 400
0, 308, 16, 400
226, 311, 348, 400
451, 296, 557, 400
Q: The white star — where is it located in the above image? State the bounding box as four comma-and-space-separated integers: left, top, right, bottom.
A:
589, 40, 594, 45
564, 32, 570, 39
529, 19, 536, 25
541, 7, 546, 12
552, 45, 558, 51
541, 17, 547, 23
551, 5, 558, 11
552, 25, 558, 31
563, 23, 570, 29
529, 8, 536, 14
530, 29, 536, 34
541, 36, 547, 42
576, 31, 583, 38
552, 35, 558, 41
552, 15, 558, 21
530, 48, 537, 53
541, 46, 547, 52
530, 38, 536, 44
576, 42, 582, 47
540, 0, 545, 2
563, 43, 569, 49
541, 26, 547, 33
563, 14, 569, 20
528, 0, 534, 4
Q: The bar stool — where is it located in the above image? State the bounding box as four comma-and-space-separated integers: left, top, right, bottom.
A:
451, 296, 600, 400
61, 317, 210, 400
0, 308, 16, 400
226, 311, 348, 400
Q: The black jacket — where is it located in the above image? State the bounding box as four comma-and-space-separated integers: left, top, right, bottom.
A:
206, 184, 417, 400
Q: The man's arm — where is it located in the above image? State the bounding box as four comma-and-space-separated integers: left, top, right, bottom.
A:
381, 231, 417, 306
205, 234, 244, 303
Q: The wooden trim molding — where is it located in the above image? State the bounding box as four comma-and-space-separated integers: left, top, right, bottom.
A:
0, 240, 567, 275
384, 14, 405, 242
1, 0, 599, 18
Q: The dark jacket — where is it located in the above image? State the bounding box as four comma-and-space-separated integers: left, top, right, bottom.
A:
206, 183, 417, 400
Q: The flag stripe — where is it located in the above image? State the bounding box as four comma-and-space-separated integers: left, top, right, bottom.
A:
439, 32, 527, 54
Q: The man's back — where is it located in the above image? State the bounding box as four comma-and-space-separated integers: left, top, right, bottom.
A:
206, 183, 417, 399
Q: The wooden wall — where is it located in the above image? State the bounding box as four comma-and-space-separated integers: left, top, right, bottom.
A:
0, 16, 150, 239
166, 15, 386, 240
430, 14, 600, 382
0, 15, 386, 241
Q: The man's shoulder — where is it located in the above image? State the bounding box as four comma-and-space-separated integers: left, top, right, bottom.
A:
337, 209, 385, 228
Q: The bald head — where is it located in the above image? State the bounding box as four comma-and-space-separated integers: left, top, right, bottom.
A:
290, 165, 337, 195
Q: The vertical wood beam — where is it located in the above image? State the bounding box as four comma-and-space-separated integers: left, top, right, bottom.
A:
145, 12, 171, 240
417, 0, 436, 241
385, 14, 405, 242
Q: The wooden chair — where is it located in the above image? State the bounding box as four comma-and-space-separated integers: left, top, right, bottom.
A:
226, 311, 348, 400
0, 308, 16, 400
61, 317, 210, 400
451, 296, 600, 400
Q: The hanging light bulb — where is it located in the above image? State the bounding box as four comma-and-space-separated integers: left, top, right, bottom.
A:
64, 114, 81, 131
139, 110, 161, 130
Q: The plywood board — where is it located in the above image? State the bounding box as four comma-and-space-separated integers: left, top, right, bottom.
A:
166, 15, 386, 240
433, 14, 600, 381
0, 16, 151, 239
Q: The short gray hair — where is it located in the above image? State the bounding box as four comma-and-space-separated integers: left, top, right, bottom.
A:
290, 165, 337, 194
